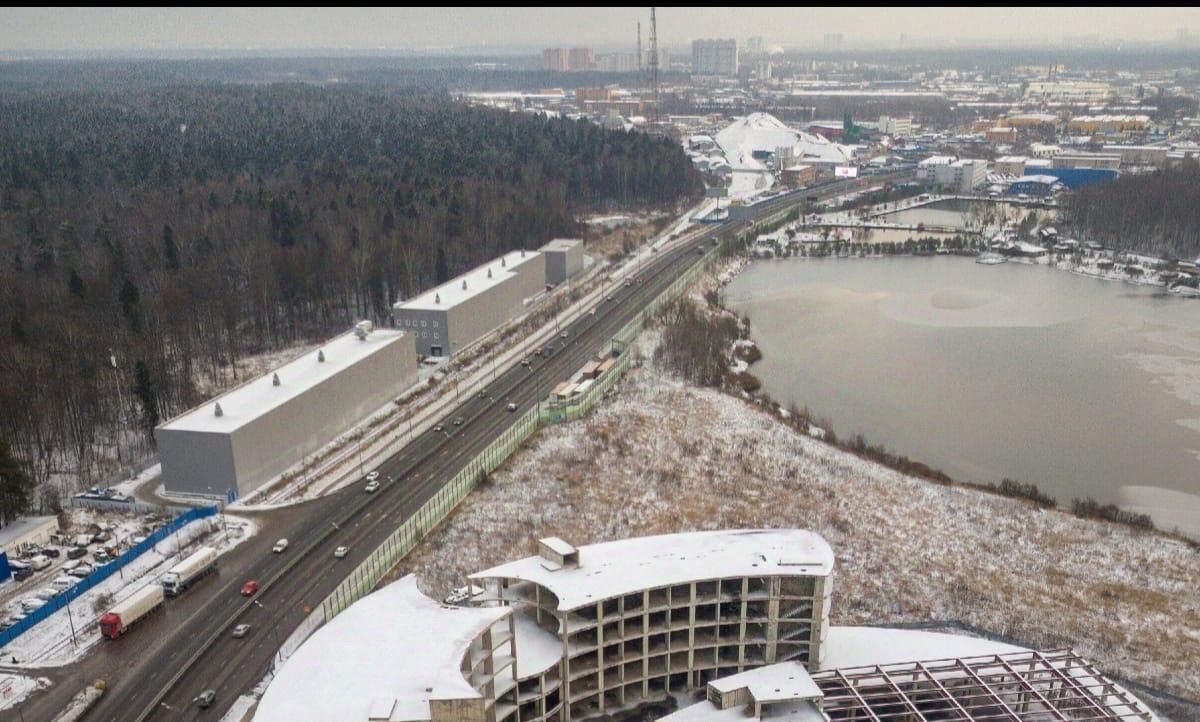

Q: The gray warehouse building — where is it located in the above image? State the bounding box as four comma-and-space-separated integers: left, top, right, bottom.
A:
393, 250, 545, 358
539, 238, 585, 285
157, 325, 418, 500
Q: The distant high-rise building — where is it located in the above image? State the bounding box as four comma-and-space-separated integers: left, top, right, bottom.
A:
542, 48, 569, 72
746, 35, 765, 53
692, 38, 738, 76
597, 53, 639, 73
567, 47, 595, 71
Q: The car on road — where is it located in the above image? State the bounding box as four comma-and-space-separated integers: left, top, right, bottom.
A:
453, 416, 464, 426
624, 279, 633, 287
521, 358, 532, 367
589, 309, 596, 316
194, 689, 216, 708
231, 623, 252, 639
433, 424, 444, 433
478, 390, 488, 399
505, 402, 518, 412
606, 294, 613, 301
364, 479, 380, 493
240, 580, 260, 597
559, 331, 568, 339
272, 538, 289, 553
334, 546, 350, 559
365, 470, 380, 482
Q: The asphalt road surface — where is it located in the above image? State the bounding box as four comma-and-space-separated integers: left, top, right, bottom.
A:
11, 173, 903, 722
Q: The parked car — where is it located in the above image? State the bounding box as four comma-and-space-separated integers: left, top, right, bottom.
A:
240, 580, 260, 597
231, 624, 252, 639
67, 563, 93, 578
93, 549, 112, 564
364, 480, 380, 493
12, 567, 33, 582
29, 555, 51, 571
66, 547, 88, 560
39, 547, 61, 559
20, 597, 45, 613
194, 689, 216, 708
334, 546, 350, 559
272, 539, 288, 553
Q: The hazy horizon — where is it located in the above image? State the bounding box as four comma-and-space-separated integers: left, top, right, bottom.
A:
3, 7, 1200, 55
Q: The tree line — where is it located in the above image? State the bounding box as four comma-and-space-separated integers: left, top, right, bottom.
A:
0, 82, 702, 507
1065, 161, 1200, 258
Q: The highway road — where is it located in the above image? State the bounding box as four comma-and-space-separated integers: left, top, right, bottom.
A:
12, 172, 902, 722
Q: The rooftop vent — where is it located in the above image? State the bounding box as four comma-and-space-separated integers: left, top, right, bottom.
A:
272, 373, 280, 387
354, 320, 374, 340
537, 537, 579, 571
501, 256, 507, 267
214, 402, 223, 417
487, 268, 493, 279
462, 279, 468, 291
318, 349, 325, 363
435, 293, 441, 304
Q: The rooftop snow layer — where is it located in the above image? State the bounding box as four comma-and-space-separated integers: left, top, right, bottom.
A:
714, 113, 851, 171
253, 576, 509, 722
471, 529, 833, 612
158, 327, 410, 434
818, 626, 1024, 671
396, 250, 541, 312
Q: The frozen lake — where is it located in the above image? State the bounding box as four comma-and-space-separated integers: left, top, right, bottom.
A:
724, 256, 1200, 538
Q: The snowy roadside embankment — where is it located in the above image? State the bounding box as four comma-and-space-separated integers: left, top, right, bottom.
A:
401, 346, 1200, 701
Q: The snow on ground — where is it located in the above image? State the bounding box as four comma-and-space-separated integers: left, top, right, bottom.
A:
0, 672, 51, 711
0, 514, 256, 669
400, 346, 1200, 701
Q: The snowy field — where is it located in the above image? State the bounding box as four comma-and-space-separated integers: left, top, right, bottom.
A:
400, 343, 1200, 701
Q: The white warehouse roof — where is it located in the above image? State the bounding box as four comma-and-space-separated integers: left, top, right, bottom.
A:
396, 250, 542, 312
714, 113, 852, 171
254, 576, 509, 722
471, 529, 834, 612
158, 327, 411, 434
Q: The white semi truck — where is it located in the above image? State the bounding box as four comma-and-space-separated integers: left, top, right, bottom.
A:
98, 585, 164, 639
161, 546, 218, 596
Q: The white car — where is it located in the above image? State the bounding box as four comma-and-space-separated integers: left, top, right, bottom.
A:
272, 538, 289, 553
334, 546, 350, 559
365, 471, 380, 483
364, 480, 380, 493
232, 623, 252, 639
505, 402, 518, 412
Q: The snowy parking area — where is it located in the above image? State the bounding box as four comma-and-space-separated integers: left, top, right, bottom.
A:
1, 513, 256, 669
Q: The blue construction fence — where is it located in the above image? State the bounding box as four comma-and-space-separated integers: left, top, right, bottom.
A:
0, 505, 218, 649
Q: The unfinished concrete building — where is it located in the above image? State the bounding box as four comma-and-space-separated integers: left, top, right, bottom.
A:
470, 529, 835, 721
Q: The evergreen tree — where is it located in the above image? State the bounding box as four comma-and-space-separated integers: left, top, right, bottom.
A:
0, 441, 35, 525
133, 360, 159, 444
162, 223, 180, 271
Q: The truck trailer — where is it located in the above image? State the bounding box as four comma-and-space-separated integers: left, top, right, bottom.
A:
98, 585, 164, 639
161, 546, 218, 596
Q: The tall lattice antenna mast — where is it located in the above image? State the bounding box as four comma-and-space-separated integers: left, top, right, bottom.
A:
649, 7, 660, 125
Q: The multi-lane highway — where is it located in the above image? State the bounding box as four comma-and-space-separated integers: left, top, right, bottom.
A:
13, 173, 902, 722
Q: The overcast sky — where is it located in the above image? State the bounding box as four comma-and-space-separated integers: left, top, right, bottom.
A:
3, 7, 1199, 53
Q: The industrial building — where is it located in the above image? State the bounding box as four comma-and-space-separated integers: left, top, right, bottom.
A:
157, 325, 418, 500
930, 159, 988, 193
0, 515, 59, 555
539, 239, 584, 286
1009, 175, 1061, 197
393, 250, 546, 358
253, 530, 1157, 722
692, 39, 738, 76
877, 115, 913, 139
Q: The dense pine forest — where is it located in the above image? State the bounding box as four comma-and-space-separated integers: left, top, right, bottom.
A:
1064, 163, 1200, 258
0, 82, 702, 506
